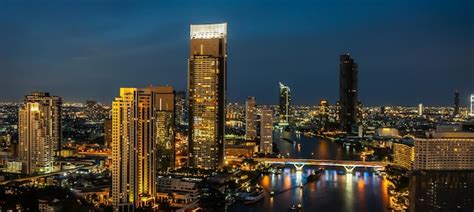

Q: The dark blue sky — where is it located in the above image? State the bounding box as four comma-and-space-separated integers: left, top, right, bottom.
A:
0, 0, 473, 106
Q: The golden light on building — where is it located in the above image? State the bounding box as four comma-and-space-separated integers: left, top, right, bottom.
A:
393, 141, 414, 170
188, 23, 227, 169
18, 92, 62, 175
112, 86, 175, 210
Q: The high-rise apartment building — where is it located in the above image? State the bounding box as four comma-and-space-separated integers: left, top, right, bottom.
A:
188, 23, 227, 169
112, 86, 175, 210
260, 109, 273, 154
339, 54, 359, 133
18, 92, 62, 175
279, 82, 291, 125
245, 97, 257, 140
418, 103, 424, 116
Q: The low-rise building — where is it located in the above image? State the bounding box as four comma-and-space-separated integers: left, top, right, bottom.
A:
156, 177, 199, 209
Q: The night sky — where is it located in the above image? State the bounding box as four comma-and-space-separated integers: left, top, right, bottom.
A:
0, 0, 472, 106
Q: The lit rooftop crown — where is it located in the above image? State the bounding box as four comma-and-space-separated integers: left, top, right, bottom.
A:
190, 23, 227, 39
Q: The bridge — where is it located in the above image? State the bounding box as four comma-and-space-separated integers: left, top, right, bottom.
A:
0, 163, 98, 185
227, 157, 387, 173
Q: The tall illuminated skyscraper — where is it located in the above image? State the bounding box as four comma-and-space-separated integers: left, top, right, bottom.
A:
112, 86, 175, 210
339, 54, 359, 133
260, 109, 273, 154
188, 23, 227, 169
279, 82, 291, 125
245, 97, 257, 140
18, 92, 61, 175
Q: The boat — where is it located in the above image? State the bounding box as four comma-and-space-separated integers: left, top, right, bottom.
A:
307, 168, 324, 182
289, 202, 302, 211
242, 189, 265, 204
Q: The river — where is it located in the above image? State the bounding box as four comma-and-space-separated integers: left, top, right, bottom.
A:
228, 131, 390, 212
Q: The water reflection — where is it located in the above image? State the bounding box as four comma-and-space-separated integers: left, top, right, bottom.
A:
229, 135, 389, 212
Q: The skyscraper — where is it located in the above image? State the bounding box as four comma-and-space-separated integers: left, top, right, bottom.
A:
260, 109, 273, 154
279, 82, 291, 125
245, 97, 257, 140
188, 23, 227, 169
454, 91, 460, 116
339, 54, 359, 133
418, 103, 424, 116
154, 86, 176, 171
18, 92, 62, 175
175, 91, 186, 125
112, 86, 175, 210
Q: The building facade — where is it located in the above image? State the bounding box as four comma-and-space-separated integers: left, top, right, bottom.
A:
112, 86, 175, 210
279, 82, 291, 125
245, 97, 257, 140
339, 54, 359, 133
175, 91, 186, 125
18, 92, 62, 175
393, 140, 414, 170
260, 109, 273, 154
188, 23, 227, 169
414, 132, 474, 170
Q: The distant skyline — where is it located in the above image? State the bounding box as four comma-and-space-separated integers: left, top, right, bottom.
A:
0, 0, 473, 106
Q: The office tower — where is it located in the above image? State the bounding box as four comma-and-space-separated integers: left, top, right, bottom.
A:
470, 94, 474, 116
418, 103, 424, 116
319, 99, 329, 131
260, 109, 273, 154
18, 92, 61, 175
380, 106, 385, 115
112, 86, 175, 210
188, 23, 227, 169
104, 118, 112, 148
339, 54, 359, 133
454, 91, 460, 116
279, 82, 291, 125
245, 97, 257, 140
175, 91, 186, 125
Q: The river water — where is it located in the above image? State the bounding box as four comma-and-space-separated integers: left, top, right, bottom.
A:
228, 131, 390, 212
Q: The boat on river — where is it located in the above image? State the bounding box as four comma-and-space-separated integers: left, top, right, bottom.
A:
307, 168, 324, 182
242, 189, 265, 204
